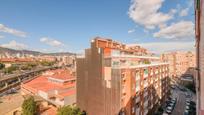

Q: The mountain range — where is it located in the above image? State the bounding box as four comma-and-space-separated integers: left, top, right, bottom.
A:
0, 47, 75, 56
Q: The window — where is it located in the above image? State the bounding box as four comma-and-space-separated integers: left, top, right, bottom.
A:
112, 60, 120, 67
144, 69, 148, 74
135, 71, 140, 80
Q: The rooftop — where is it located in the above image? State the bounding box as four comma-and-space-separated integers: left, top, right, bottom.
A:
21, 69, 76, 97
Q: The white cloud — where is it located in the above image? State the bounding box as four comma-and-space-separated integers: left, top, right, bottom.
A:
179, 8, 189, 17
0, 35, 4, 39
1, 40, 28, 50
129, 41, 195, 54
40, 37, 64, 47
128, 29, 135, 33
153, 21, 194, 40
0, 24, 27, 37
143, 29, 149, 33
128, 0, 175, 29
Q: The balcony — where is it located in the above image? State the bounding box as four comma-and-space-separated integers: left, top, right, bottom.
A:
136, 76, 140, 80
144, 91, 148, 97
150, 79, 153, 84
155, 78, 158, 81
122, 76, 126, 82
135, 97, 140, 103
122, 88, 126, 95
155, 70, 158, 74
135, 108, 140, 115
144, 74, 148, 79
151, 104, 153, 109
144, 82, 148, 88
144, 69, 148, 78
136, 86, 140, 92
144, 109, 148, 115
150, 70, 153, 76
144, 101, 148, 108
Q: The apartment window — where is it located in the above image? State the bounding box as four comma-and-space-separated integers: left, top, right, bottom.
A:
122, 73, 126, 82
104, 58, 111, 67
144, 68, 148, 79
112, 60, 120, 67
144, 68, 148, 74
132, 107, 135, 113
120, 59, 127, 66
111, 49, 120, 56
136, 102, 140, 108
150, 68, 153, 75
135, 95, 140, 103
144, 78, 148, 87
136, 80, 140, 92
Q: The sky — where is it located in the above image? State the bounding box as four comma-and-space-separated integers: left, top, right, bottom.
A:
0, 0, 195, 54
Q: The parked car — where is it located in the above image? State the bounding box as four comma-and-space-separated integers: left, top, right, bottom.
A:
166, 106, 173, 114
185, 93, 192, 98
171, 85, 176, 89
184, 110, 190, 115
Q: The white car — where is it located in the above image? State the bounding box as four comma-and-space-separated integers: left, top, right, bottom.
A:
166, 106, 173, 114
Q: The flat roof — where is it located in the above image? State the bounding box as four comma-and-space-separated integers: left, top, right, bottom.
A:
22, 76, 74, 92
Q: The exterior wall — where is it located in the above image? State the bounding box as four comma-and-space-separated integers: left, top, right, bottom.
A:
199, 0, 204, 113
77, 45, 106, 115
76, 57, 88, 111
195, 0, 204, 114
126, 65, 170, 115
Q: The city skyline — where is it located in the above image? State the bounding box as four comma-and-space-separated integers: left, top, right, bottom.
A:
0, 0, 195, 54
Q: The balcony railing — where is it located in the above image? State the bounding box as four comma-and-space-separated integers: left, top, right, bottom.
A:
144, 101, 148, 108
144, 82, 148, 88
144, 109, 148, 115
144, 73, 148, 78
144, 91, 148, 97
136, 86, 140, 92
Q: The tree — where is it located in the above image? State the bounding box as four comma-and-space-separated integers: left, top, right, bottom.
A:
21, 62, 38, 70
0, 63, 5, 70
3, 64, 18, 74
57, 106, 84, 115
40, 61, 55, 66
22, 96, 37, 115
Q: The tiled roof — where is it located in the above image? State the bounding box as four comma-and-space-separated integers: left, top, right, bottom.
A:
22, 69, 76, 98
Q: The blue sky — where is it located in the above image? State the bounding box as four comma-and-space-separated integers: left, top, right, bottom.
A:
0, 0, 195, 54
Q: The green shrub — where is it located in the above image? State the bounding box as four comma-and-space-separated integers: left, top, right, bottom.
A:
22, 96, 37, 115
57, 106, 84, 115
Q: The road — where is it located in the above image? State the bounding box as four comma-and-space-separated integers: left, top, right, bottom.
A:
171, 87, 186, 115
170, 85, 196, 115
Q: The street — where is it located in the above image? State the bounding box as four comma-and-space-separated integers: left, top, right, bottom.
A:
171, 87, 186, 115
170, 85, 196, 115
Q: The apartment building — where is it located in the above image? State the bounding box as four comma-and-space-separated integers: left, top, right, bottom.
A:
77, 38, 170, 115
195, 0, 204, 114
0, 57, 35, 68
161, 51, 196, 78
